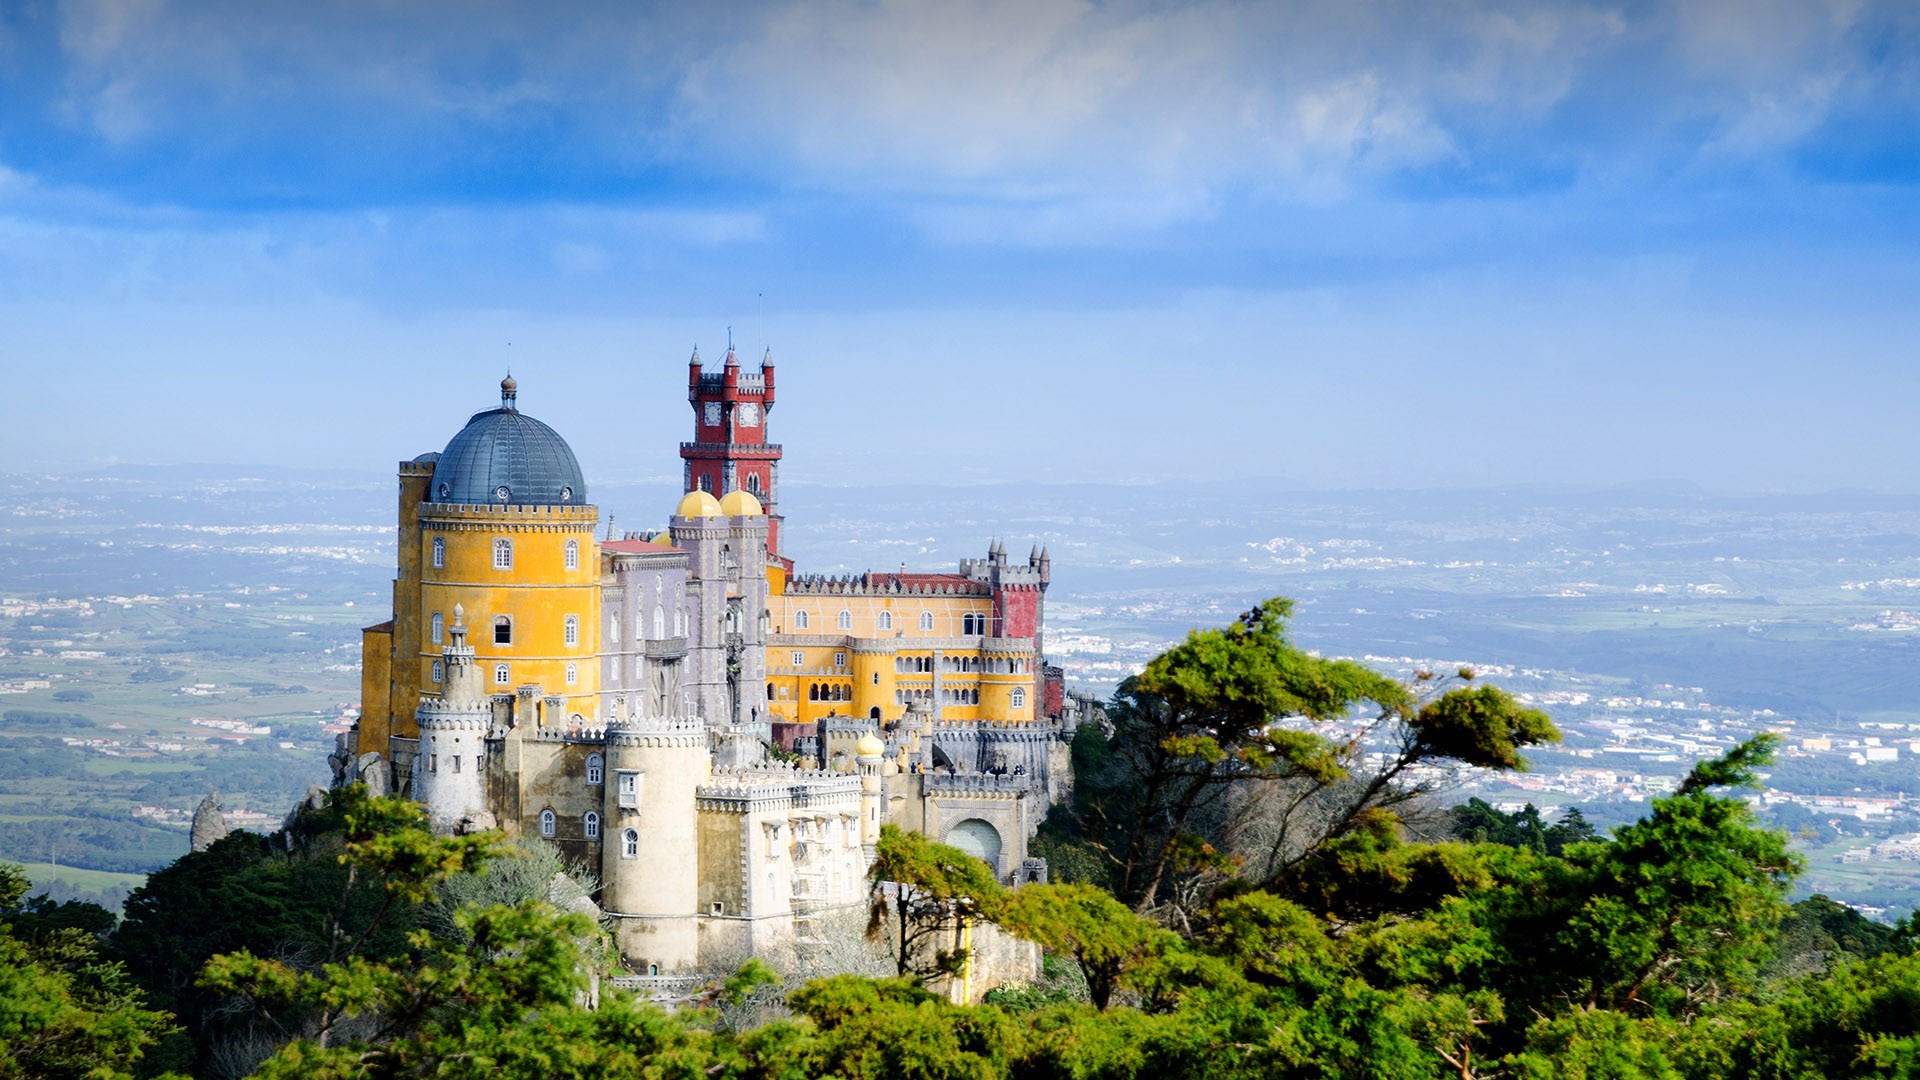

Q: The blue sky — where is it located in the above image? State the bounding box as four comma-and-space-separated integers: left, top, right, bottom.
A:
3, 0, 1917, 491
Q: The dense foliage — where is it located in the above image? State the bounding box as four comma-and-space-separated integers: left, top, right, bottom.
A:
4, 597, 1918, 1078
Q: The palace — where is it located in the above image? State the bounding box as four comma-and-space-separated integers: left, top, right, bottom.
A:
333, 349, 1089, 977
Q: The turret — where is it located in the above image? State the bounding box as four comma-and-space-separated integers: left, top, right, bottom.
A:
415, 605, 492, 832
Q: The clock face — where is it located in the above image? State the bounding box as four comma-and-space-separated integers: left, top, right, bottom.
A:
703, 401, 722, 427
736, 402, 761, 428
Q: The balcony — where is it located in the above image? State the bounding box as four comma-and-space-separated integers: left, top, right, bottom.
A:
643, 636, 688, 661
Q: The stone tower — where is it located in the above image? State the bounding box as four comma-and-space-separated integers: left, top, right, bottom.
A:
600, 713, 708, 973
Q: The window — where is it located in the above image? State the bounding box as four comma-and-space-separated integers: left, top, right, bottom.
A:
618, 772, 640, 810
837, 610, 852, 630
792, 651, 804, 667
877, 610, 893, 631
431, 660, 443, 684
493, 616, 512, 646
539, 809, 556, 838
564, 539, 579, 571
609, 618, 620, 645
494, 663, 510, 686
431, 536, 445, 568
674, 607, 686, 636
493, 538, 513, 570
583, 811, 600, 840
795, 610, 810, 630
746, 473, 761, 493
430, 611, 444, 644
962, 613, 981, 635
622, 829, 639, 859
654, 606, 665, 638
920, 611, 934, 632
428, 754, 438, 773
565, 615, 579, 647
586, 753, 604, 784
1011, 686, 1026, 710
834, 651, 847, 668
451, 755, 461, 773
565, 662, 577, 685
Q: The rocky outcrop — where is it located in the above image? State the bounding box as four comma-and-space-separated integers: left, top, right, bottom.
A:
190, 793, 230, 852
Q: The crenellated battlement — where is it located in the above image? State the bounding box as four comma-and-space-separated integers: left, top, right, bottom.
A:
925, 774, 1025, 798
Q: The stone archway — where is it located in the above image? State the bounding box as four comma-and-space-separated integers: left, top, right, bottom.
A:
946, 818, 1003, 869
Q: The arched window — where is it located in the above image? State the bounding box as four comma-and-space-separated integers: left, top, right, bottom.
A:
564, 615, 579, 648
430, 611, 444, 644
920, 611, 934, 632
493, 616, 512, 646
586, 753, 604, 784
583, 811, 600, 840
870, 706, 882, 720
622, 829, 639, 859
539, 809, 556, 838
837, 609, 852, 630
431, 660, 443, 684
878, 610, 893, 631
565, 662, 577, 685
674, 607, 687, 636
564, 539, 579, 571
654, 605, 665, 638
746, 473, 761, 494
609, 618, 620, 645
431, 536, 445, 569
493, 538, 513, 570
494, 663, 510, 685
795, 610, 810, 630
809, 684, 819, 702
1011, 686, 1026, 710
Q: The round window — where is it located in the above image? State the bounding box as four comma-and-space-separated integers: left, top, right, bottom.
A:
560, 486, 573, 502
495, 485, 510, 502
437, 482, 450, 498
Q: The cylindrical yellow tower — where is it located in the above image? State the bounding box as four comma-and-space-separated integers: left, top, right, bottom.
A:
402, 377, 602, 735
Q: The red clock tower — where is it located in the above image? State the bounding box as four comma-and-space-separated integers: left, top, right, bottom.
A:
681, 345, 784, 561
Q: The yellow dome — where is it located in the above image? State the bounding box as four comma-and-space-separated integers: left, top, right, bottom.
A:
675, 490, 723, 518
718, 489, 764, 517
855, 732, 886, 759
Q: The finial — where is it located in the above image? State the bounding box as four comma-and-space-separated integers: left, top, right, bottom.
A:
690, 345, 701, 366
762, 347, 773, 365
500, 371, 518, 410
453, 603, 465, 626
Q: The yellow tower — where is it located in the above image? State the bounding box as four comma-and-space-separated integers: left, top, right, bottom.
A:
359, 376, 602, 758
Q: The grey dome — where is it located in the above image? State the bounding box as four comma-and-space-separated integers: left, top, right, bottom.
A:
429, 399, 587, 507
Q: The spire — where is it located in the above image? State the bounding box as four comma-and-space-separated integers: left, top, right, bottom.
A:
762, 347, 773, 367
500, 372, 518, 411
690, 346, 702, 367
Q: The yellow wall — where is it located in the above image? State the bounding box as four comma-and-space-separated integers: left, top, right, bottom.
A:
358, 625, 394, 750
401, 502, 602, 734
772, 593, 990, 639
765, 636, 1035, 727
